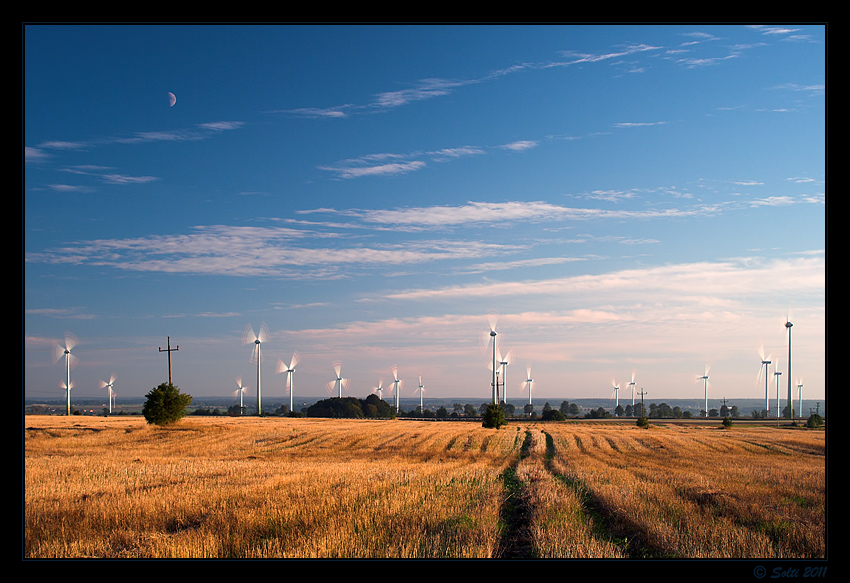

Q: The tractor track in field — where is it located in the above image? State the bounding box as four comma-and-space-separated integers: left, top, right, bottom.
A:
495, 426, 661, 559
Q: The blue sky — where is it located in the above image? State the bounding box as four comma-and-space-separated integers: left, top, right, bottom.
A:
24, 24, 825, 408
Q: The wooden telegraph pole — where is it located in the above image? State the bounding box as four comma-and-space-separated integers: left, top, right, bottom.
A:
159, 336, 179, 385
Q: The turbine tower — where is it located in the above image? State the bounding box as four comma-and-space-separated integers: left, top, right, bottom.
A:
100, 374, 117, 414
52, 332, 78, 416
391, 366, 402, 412
773, 356, 782, 418
757, 343, 772, 415
499, 347, 513, 406
233, 376, 248, 414
797, 378, 804, 419
696, 363, 710, 418
629, 370, 637, 409
482, 312, 500, 404
330, 361, 348, 398
277, 352, 300, 414
417, 373, 425, 413
785, 313, 793, 419
243, 323, 269, 416
611, 379, 620, 415
522, 364, 534, 406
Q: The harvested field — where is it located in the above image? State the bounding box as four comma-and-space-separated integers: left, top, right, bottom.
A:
24, 415, 825, 559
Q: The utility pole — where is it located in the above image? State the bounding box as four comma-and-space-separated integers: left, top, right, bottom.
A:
159, 336, 179, 385
637, 387, 648, 418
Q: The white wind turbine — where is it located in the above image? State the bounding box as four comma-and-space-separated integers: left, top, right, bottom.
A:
391, 365, 403, 412
629, 370, 637, 410
498, 347, 513, 405
522, 364, 534, 406
782, 307, 794, 419
233, 376, 248, 414
243, 323, 270, 416
100, 374, 117, 414
52, 332, 79, 416
416, 373, 426, 413
696, 362, 711, 418
611, 378, 620, 415
481, 312, 500, 404
373, 378, 385, 400
797, 377, 804, 419
277, 351, 300, 414
773, 355, 783, 418
757, 342, 772, 415
328, 361, 348, 398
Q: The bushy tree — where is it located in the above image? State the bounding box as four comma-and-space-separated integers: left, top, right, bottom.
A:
482, 403, 507, 429
142, 382, 193, 426
540, 408, 566, 421
306, 395, 395, 419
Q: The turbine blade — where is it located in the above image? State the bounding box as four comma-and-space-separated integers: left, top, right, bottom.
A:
64, 332, 78, 352
243, 324, 257, 345
258, 322, 270, 344
333, 361, 342, 377
290, 351, 300, 369
487, 311, 499, 333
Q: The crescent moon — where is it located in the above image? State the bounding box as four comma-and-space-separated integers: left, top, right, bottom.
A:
168, 92, 177, 107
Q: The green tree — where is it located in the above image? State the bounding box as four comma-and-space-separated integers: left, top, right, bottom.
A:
142, 382, 193, 426
541, 408, 566, 421
482, 403, 507, 429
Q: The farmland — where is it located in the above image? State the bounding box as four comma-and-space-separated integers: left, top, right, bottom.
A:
24, 415, 825, 560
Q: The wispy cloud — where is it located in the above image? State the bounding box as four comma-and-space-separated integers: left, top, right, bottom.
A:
324, 201, 706, 228
498, 140, 538, 151
380, 256, 825, 303
24, 224, 520, 279
320, 160, 427, 179
318, 145, 485, 179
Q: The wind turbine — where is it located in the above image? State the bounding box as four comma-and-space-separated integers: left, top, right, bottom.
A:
391, 365, 403, 412
797, 377, 804, 419
696, 362, 711, 418
481, 312, 500, 404
499, 347, 513, 405
611, 379, 620, 415
329, 361, 348, 398
243, 323, 270, 416
773, 356, 783, 418
629, 370, 637, 410
522, 364, 534, 406
783, 308, 794, 419
233, 376, 248, 414
757, 342, 772, 415
417, 372, 425, 413
100, 374, 117, 414
277, 351, 300, 414
373, 378, 385, 400
52, 332, 79, 416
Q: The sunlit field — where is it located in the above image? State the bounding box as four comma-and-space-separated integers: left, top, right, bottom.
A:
24, 415, 825, 559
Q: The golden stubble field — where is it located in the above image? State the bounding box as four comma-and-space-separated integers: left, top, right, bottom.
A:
24, 415, 825, 559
